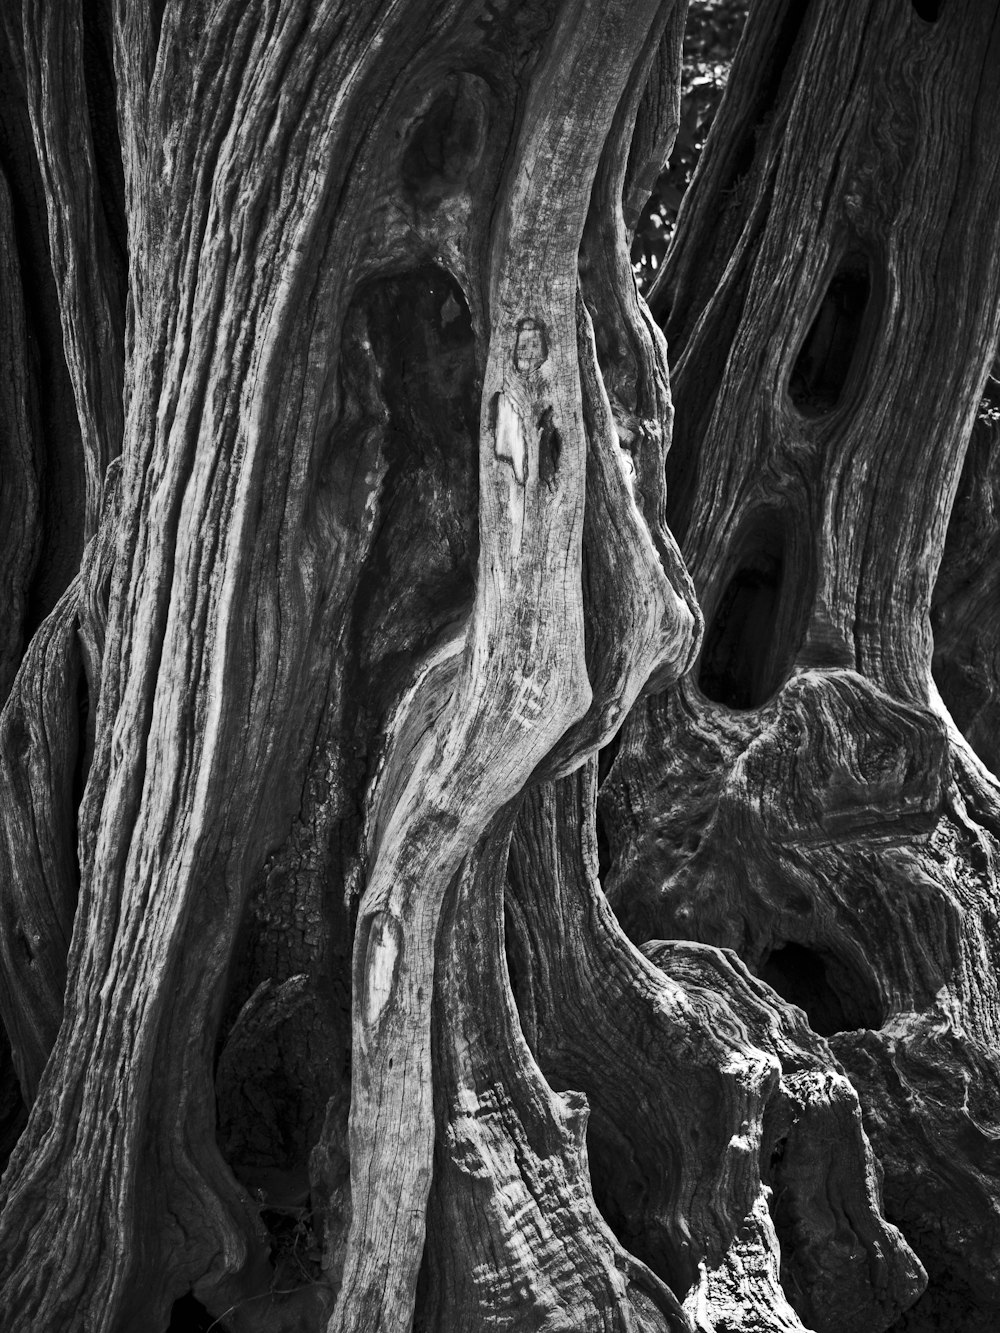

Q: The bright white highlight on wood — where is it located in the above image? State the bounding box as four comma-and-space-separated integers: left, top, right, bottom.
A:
364, 911, 402, 1027
494, 391, 527, 484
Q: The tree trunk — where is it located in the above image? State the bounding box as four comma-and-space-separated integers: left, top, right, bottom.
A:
0, 1, 992, 1331
622, 1, 1000, 1328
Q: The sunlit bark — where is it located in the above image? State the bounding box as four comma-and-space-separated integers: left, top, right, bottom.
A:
0, 1, 991, 1331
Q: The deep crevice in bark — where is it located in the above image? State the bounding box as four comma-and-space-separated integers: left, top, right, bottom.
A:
788, 252, 873, 416
168, 1292, 215, 1332
698, 511, 809, 711
0, 28, 84, 630
911, 0, 943, 22
350, 266, 479, 689
760, 941, 885, 1037
400, 74, 488, 205
79, 0, 127, 318
0, 1025, 26, 1176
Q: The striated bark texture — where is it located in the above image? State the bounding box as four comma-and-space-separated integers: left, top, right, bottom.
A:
0, 0, 989, 1331
932, 370, 1000, 778
609, 1, 1000, 1329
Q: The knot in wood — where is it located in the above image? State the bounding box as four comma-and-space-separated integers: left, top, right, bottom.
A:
513, 318, 547, 375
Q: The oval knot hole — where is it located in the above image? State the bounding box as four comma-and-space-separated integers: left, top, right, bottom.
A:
400, 74, 488, 202
789, 252, 872, 415
514, 318, 547, 375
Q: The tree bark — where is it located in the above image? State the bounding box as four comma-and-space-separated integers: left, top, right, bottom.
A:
0, 1, 992, 1331
618, 1, 1000, 1327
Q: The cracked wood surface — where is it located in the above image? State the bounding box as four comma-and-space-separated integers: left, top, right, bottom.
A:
0, 0, 993, 1331
613, 1, 1000, 1327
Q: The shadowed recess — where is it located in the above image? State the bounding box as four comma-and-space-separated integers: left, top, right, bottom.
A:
759, 941, 884, 1036
0, 1027, 26, 1175
788, 252, 872, 415
168, 1293, 215, 1331
349, 264, 480, 694
698, 513, 805, 710
912, 0, 943, 21
80, 0, 127, 312
215, 265, 479, 1258
400, 74, 488, 204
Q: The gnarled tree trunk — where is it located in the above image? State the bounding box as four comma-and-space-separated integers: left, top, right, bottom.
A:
0, 1, 992, 1331
623, 0, 1000, 1327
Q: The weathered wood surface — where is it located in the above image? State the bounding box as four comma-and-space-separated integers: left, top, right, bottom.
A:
613, 1, 1000, 1327
0, 0, 993, 1330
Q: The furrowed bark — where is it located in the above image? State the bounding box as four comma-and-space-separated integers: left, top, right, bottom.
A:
0, 163, 39, 702
421, 807, 689, 1333
0, 0, 701, 1327
334, 4, 695, 1328
0, 589, 82, 1099
605, 1, 1000, 1326
932, 383, 1000, 776
21, 0, 124, 535
0, 2, 478, 1327
0, 0, 993, 1330
0, 14, 85, 621
507, 764, 922, 1332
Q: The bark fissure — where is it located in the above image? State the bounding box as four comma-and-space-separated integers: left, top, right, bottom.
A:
0, 0, 996, 1329
605, 2, 1000, 1327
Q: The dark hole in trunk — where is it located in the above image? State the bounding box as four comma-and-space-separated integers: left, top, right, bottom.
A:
760, 942, 883, 1036
168, 1293, 216, 1331
912, 0, 943, 20
401, 74, 487, 203
594, 737, 621, 886
789, 254, 871, 415
597, 725, 623, 793
698, 519, 792, 709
